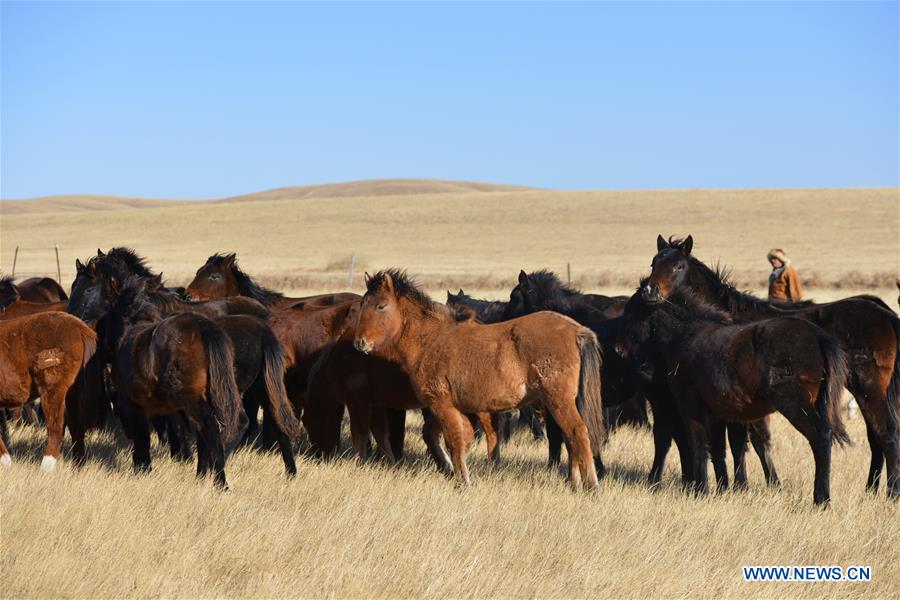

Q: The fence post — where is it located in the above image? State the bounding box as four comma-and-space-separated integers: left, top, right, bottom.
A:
12, 246, 19, 278
348, 251, 356, 287
55, 243, 62, 283
567, 262, 571, 285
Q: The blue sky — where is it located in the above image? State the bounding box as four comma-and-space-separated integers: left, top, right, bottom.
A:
1, 1, 897, 199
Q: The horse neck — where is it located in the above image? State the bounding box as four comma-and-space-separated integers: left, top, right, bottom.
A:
388, 301, 449, 373
687, 263, 772, 318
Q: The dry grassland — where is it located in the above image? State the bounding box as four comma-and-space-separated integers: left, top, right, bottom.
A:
1, 412, 898, 598
1, 187, 897, 303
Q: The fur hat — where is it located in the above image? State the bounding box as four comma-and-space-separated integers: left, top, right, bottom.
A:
767, 248, 788, 263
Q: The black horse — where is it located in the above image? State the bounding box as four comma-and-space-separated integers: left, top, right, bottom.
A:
647, 235, 900, 497
616, 288, 850, 505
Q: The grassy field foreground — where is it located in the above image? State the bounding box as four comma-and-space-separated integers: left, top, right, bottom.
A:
1, 411, 898, 598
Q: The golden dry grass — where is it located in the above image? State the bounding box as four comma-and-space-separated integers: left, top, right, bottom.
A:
1, 186, 897, 303
1, 183, 899, 598
1, 412, 898, 598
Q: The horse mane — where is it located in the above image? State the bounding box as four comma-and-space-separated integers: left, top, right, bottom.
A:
206, 253, 283, 306
0, 275, 20, 309
525, 269, 582, 299
447, 289, 507, 323
369, 269, 470, 322
117, 276, 164, 323
105, 247, 156, 278
682, 254, 805, 314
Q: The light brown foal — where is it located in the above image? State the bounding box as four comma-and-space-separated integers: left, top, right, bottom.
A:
353, 270, 605, 490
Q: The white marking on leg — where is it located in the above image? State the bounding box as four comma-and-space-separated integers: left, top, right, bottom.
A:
40, 455, 58, 472
0, 453, 11, 466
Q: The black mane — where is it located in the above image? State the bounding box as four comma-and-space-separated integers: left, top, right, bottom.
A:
0, 275, 20, 309
206, 253, 283, 306
446, 289, 507, 324
524, 269, 582, 303
105, 247, 156, 278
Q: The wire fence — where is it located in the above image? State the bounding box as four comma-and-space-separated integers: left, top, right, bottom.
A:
7, 244, 63, 282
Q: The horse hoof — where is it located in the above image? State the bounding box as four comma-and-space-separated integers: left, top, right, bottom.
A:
0, 453, 11, 466
40, 455, 58, 472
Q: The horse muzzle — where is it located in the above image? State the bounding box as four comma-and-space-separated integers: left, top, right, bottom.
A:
353, 337, 373, 355
641, 282, 663, 305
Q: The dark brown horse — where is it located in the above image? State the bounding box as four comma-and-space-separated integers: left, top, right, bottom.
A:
616, 289, 850, 505
647, 235, 900, 497
0, 312, 97, 470
104, 276, 247, 487
126, 275, 302, 475
0, 275, 67, 304
353, 270, 606, 489
186, 253, 358, 308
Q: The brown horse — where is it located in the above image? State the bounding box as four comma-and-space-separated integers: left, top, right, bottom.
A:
0, 275, 67, 305
104, 276, 248, 487
0, 312, 97, 469
186, 253, 358, 308
647, 235, 900, 497
353, 270, 605, 489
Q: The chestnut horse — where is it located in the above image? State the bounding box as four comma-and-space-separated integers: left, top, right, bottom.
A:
353, 270, 605, 489
0, 312, 97, 470
647, 235, 900, 497
186, 252, 358, 308
617, 289, 850, 505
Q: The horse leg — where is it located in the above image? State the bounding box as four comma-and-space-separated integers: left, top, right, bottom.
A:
749, 417, 780, 487
369, 406, 397, 464
167, 414, 194, 462
198, 409, 228, 489
727, 421, 749, 490
431, 402, 475, 487
421, 408, 452, 474
35, 387, 66, 471
126, 408, 152, 474
477, 412, 500, 463
241, 393, 260, 445
526, 405, 545, 440
346, 398, 372, 462
710, 420, 729, 492
0, 412, 10, 466
865, 422, 884, 492
387, 408, 407, 461
777, 397, 833, 506
543, 397, 598, 490
545, 413, 563, 468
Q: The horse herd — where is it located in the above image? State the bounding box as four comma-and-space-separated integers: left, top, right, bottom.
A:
0, 235, 897, 506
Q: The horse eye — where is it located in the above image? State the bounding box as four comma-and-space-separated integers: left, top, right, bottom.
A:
377, 303, 387, 311
209, 273, 220, 281
674, 265, 684, 272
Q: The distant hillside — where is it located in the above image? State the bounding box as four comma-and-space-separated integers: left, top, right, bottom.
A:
0, 179, 540, 215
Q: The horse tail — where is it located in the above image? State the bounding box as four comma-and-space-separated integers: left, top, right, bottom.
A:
816, 328, 851, 447
260, 326, 301, 439
885, 314, 900, 448
575, 327, 606, 455
201, 324, 245, 449
79, 322, 98, 368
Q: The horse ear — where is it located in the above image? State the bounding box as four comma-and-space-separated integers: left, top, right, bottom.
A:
518, 270, 529, 286
364, 272, 371, 286
152, 273, 163, 287
382, 272, 395, 294
656, 235, 668, 251
458, 288, 464, 295
76, 259, 85, 273
683, 235, 694, 255
97, 248, 105, 256
224, 253, 236, 268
